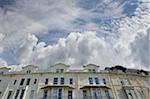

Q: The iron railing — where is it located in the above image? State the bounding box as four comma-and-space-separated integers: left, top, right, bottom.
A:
39, 96, 114, 99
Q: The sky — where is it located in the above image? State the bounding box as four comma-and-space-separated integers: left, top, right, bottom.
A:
0, 0, 149, 70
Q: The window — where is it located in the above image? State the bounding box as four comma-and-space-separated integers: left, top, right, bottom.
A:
58, 88, 62, 99
95, 77, 99, 84
70, 78, 73, 85
13, 80, 17, 85
60, 78, 64, 84
68, 90, 72, 99
1, 72, 4, 74
56, 69, 59, 73
53, 78, 58, 84
7, 91, 12, 99
92, 89, 97, 98
89, 77, 93, 84
131, 90, 138, 99
105, 90, 110, 99
127, 90, 133, 99
29, 90, 34, 99
53, 88, 57, 99
20, 78, 25, 85
97, 90, 102, 99
45, 78, 48, 85
27, 70, 31, 74
34, 79, 37, 84
138, 90, 145, 99
117, 90, 123, 99
121, 79, 130, 86
103, 78, 106, 85
120, 81, 124, 85
26, 78, 31, 85
93, 69, 96, 72
88, 69, 91, 72
88, 69, 96, 72
53, 88, 62, 99
20, 89, 25, 99
83, 90, 87, 99
144, 80, 149, 87
14, 90, 20, 99
56, 69, 64, 73
60, 69, 64, 73
43, 90, 48, 99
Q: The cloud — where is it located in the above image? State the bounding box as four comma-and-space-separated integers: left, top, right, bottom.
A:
0, 58, 7, 66
130, 28, 150, 69
113, 1, 150, 69
6, 31, 129, 69
0, 0, 149, 70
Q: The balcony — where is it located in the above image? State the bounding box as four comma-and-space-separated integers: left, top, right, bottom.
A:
39, 96, 114, 99
40, 84, 75, 89
80, 85, 111, 89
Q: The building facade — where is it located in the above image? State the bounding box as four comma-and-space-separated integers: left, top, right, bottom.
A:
0, 63, 149, 99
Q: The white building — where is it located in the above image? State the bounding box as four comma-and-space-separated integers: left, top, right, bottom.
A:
0, 63, 149, 99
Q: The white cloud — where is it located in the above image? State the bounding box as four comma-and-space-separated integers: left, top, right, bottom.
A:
0, 58, 7, 66
113, 1, 150, 69
15, 34, 38, 64
130, 28, 150, 69
8, 31, 128, 69
0, 0, 149, 70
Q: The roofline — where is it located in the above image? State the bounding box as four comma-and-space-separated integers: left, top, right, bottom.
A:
22, 65, 38, 69
51, 63, 70, 67
83, 64, 99, 68
0, 67, 11, 70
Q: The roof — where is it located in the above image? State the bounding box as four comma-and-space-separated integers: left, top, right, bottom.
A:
0, 67, 11, 70
51, 63, 70, 67
105, 65, 127, 72
83, 64, 99, 68
22, 65, 38, 69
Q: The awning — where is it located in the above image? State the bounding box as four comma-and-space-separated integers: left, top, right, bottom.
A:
80, 85, 111, 89
41, 85, 75, 89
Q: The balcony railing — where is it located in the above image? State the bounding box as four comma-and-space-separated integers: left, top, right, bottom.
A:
39, 96, 114, 99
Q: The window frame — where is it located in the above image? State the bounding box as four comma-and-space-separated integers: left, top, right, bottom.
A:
95, 77, 99, 84
53, 78, 58, 85
89, 77, 93, 84
60, 78, 64, 84
70, 78, 73, 85
20, 78, 25, 86
45, 78, 49, 85
26, 78, 31, 85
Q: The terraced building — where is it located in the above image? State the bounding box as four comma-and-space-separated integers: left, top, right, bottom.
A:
0, 63, 149, 99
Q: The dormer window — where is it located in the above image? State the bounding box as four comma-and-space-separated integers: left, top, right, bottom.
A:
56, 69, 64, 73
50, 63, 70, 73
120, 79, 130, 86
88, 69, 96, 73
93, 69, 96, 72
22, 65, 38, 74
60, 69, 64, 72
27, 70, 31, 74
83, 64, 99, 72
0, 67, 11, 74
88, 69, 91, 72
0, 72, 4, 74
